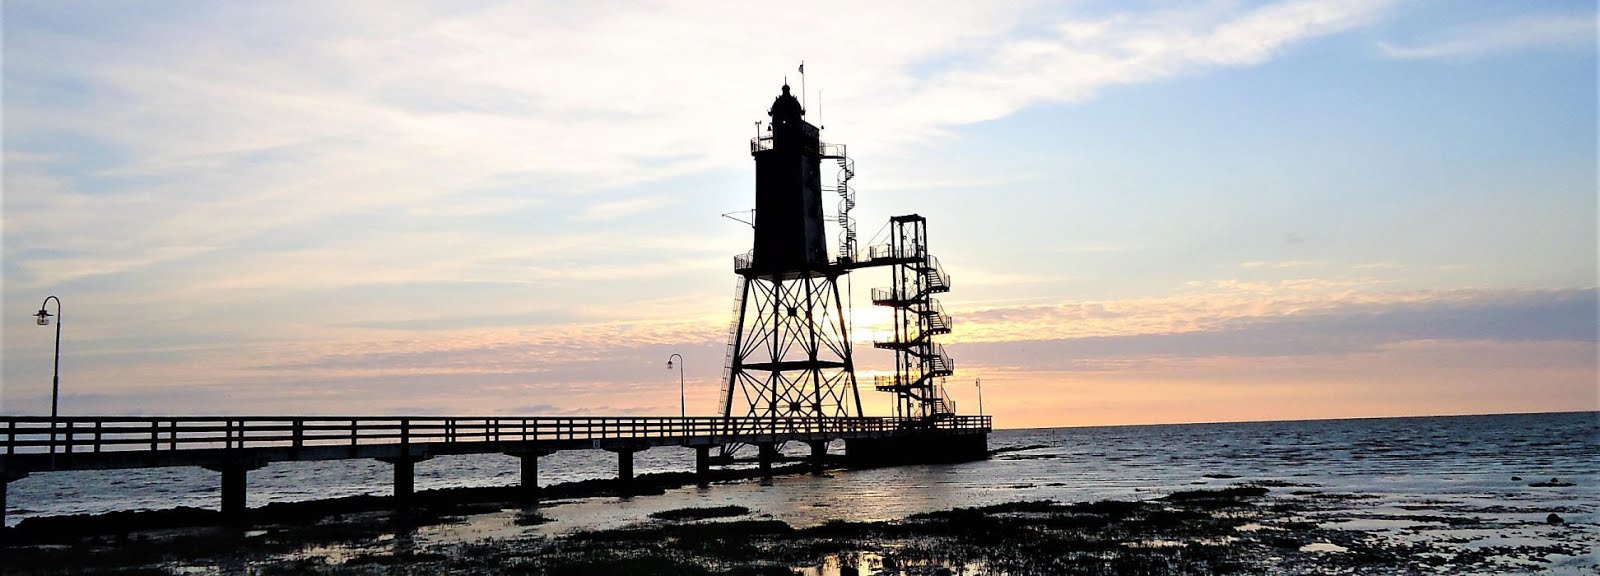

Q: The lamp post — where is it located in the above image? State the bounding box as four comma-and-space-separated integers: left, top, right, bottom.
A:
975, 378, 984, 418
35, 295, 62, 455
35, 296, 63, 418
666, 354, 685, 419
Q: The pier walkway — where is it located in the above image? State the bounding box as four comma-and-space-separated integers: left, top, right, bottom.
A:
0, 415, 991, 526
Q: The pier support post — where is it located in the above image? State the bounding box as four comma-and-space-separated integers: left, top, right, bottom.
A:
521, 455, 538, 496
204, 460, 265, 524
694, 445, 713, 480
617, 449, 634, 487
0, 469, 28, 544
0, 471, 26, 547
807, 440, 828, 474
393, 458, 415, 502
378, 456, 431, 508
757, 443, 778, 477
602, 445, 646, 493
0, 477, 9, 534
220, 466, 248, 522
507, 449, 555, 503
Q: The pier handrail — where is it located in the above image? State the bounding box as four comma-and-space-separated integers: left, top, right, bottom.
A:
0, 415, 992, 456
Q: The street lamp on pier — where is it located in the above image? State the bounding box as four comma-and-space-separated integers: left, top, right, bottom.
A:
34, 296, 63, 420
666, 354, 685, 419
975, 378, 984, 418
35, 295, 63, 457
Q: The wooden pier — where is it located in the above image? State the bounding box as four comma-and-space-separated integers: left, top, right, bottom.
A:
0, 415, 991, 527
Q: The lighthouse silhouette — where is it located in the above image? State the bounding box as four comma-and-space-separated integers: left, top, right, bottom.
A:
721, 83, 862, 427
719, 82, 959, 433
751, 84, 830, 272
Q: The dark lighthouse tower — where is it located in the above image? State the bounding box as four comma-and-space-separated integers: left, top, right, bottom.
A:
751, 84, 830, 272
719, 84, 863, 425
719, 81, 962, 435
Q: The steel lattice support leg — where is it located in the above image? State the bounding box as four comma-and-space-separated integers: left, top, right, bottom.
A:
723, 273, 862, 421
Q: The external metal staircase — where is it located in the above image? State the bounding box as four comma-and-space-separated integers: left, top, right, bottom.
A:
865, 215, 959, 420
820, 144, 857, 263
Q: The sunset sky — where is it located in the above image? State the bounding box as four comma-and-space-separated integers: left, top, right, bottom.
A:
3, 0, 1595, 428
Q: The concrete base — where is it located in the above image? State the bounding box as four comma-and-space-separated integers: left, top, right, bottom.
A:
220, 466, 248, 522
845, 432, 988, 468
757, 443, 778, 477
201, 461, 265, 524
509, 450, 555, 503
694, 445, 714, 480
807, 440, 828, 474
520, 454, 538, 500
604, 447, 642, 491
377, 456, 432, 507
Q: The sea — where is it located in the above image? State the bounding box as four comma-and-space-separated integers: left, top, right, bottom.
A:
7, 411, 1597, 560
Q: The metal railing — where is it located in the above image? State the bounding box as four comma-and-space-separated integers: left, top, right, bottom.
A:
0, 415, 992, 456
718, 277, 747, 414
934, 385, 958, 416
870, 287, 900, 305
925, 310, 953, 334
872, 374, 900, 390
865, 243, 919, 262
930, 351, 955, 376
923, 256, 951, 291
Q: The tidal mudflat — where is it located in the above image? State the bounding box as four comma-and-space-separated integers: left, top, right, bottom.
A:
7, 413, 1593, 574
6, 477, 1592, 575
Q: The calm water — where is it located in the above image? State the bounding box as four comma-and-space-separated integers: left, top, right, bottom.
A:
7, 411, 1597, 534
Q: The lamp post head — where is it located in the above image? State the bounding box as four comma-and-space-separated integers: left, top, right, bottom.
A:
666, 359, 674, 370
35, 308, 52, 326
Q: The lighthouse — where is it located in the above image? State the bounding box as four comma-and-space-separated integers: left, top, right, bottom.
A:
750, 84, 830, 273
719, 82, 958, 427
720, 84, 862, 424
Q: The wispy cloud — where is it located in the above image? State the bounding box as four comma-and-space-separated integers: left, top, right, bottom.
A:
5, 0, 1403, 293
951, 284, 1594, 344
15, 1, 1588, 426
1240, 260, 1309, 269
1379, 12, 1596, 60
4, 0, 1409, 363
572, 196, 671, 222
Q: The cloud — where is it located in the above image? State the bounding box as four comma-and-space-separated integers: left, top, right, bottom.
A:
951, 285, 1595, 345
572, 196, 671, 222
3, 0, 1448, 420
3, 2, 1408, 336
956, 288, 1596, 371
1239, 260, 1308, 269
1379, 12, 1596, 60
4, 0, 1403, 294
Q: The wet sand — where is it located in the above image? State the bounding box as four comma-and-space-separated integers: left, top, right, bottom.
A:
5, 464, 1593, 575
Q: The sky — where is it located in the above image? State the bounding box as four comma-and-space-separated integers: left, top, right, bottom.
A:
1, 0, 1595, 428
